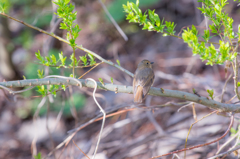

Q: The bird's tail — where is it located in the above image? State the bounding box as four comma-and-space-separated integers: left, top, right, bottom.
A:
134, 86, 143, 103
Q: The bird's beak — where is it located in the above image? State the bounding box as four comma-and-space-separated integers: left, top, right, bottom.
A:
151, 62, 154, 64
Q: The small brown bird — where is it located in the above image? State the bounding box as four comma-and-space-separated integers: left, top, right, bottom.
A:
133, 60, 155, 103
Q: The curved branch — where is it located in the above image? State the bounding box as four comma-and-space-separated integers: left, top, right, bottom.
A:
0, 78, 240, 113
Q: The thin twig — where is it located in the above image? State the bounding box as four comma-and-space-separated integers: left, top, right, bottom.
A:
216, 127, 240, 154
233, 57, 240, 100
53, 96, 64, 131
150, 114, 234, 158
46, 100, 56, 159
184, 110, 218, 158
46, 107, 136, 158
192, 103, 197, 121
145, 96, 165, 136
78, 62, 103, 79
202, 2, 208, 30
72, 140, 90, 159
208, 146, 240, 159
98, 0, 128, 41
226, 95, 236, 104
221, 73, 233, 103
0, 85, 34, 94
177, 102, 194, 112
228, 129, 240, 151
172, 153, 181, 159
31, 96, 47, 157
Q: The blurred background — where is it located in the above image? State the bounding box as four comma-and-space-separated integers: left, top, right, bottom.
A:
0, 0, 240, 158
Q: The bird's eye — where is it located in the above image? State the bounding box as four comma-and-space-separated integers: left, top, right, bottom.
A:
147, 62, 149, 64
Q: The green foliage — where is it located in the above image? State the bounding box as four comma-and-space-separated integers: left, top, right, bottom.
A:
36, 85, 48, 96
111, 77, 113, 84
98, 78, 104, 85
80, 55, 88, 66
192, 88, 196, 94
124, 0, 238, 66
59, 52, 67, 67
36, 69, 62, 97
123, 0, 175, 34
35, 0, 98, 74
33, 0, 97, 83
70, 54, 79, 67
36, 84, 65, 97
88, 54, 96, 65
54, 0, 81, 75
62, 85, 66, 91
54, 0, 81, 45
107, 0, 160, 23
230, 125, 240, 137
49, 85, 60, 97
207, 89, 214, 100
238, 82, 240, 87
34, 153, 42, 159
35, 50, 96, 68
35, 50, 60, 67
116, 59, 121, 66
37, 69, 44, 79
0, 1, 10, 13
230, 127, 237, 136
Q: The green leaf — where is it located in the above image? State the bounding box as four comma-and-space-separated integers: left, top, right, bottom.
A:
111, 77, 113, 84
116, 59, 121, 66
0, 1, 9, 13
98, 78, 104, 86
80, 55, 88, 66
62, 85, 66, 91
50, 54, 57, 64
59, 52, 67, 66
59, 22, 68, 30
34, 152, 42, 159
131, 2, 140, 15
136, 0, 139, 7
191, 25, 198, 35
230, 127, 237, 136
36, 85, 47, 96
37, 69, 44, 79
165, 21, 176, 35
237, 82, 240, 87
192, 88, 196, 94
35, 50, 45, 64
207, 89, 214, 100
202, 29, 210, 42
209, 24, 218, 34
88, 54, 96, 65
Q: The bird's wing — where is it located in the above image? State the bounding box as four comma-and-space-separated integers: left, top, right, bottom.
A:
135, 68, 154, 100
